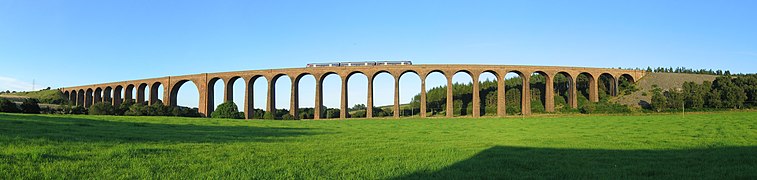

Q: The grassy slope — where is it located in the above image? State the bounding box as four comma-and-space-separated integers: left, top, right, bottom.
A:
1, 111, 756, 179
614, 73, 717, 107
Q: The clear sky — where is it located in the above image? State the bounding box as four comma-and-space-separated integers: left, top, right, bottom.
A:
1, 0, 755, 109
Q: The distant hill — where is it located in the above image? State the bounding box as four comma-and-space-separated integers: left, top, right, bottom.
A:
613, 73, 718, 107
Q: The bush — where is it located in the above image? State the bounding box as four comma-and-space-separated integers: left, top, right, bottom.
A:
0, 98, 21, 113
263, 112, 275, 119
89, 102, 115, 115
211, 101, 243, 119
60, 105, 86, 114
280, 113, 297, 120
20, 98, 41, 114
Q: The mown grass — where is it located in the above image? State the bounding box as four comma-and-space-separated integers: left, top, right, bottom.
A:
1, 111, 756, 179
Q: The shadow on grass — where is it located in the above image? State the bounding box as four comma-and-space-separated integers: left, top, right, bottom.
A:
396, 146, 757, 179
0, 113, 321, 143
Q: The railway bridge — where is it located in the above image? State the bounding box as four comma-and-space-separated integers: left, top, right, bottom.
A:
59, 64, 645, 119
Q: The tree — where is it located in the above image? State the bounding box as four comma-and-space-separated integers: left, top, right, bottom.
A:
651, 88, 667, 112
0, 98, 21, 113
211, 101, 243, 119
89, 102, 115, 115
20, 98, 41, 114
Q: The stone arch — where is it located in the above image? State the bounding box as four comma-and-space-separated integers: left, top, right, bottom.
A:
318, 72, 343, 119
270, 73, 292, 118
150, 82, 164, 105
423, 70, 447, 117
77, 89, 85, 106
137, 83, 149, 104
345, 71, 368, 118
206, 77, 225, 115
554, 71, 576, 109
451, 70, 474, 117
85, 88, 94, 108
530, 71, 550, 113
169, 79, 200, 107
225, 76, 245, 107
370, 71, 395, 118
125, 84, 135, 102
577, 72, 597, 103
293, 73, 316, 119
247, 75, 268, 119
598, 73, 616, 97
620, 74, 635, 83
617, 74, 636, 96
94, 87, 103, 104
113, 85, 123, 106
398, 70, 422, 117
505, 70, 528, 115
103, 87, 113, 103
477, 70, 499, 116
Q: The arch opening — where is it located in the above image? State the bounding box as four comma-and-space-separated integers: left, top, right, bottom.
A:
346, 72, 368, 118
478, 71, 498, 116
250, 76, 268, 119
424, 71, 447, 117
505, 71, 525, 115
272, 75, 292, 119
451, 71, 473, 117
371, 72, 394, 118
576, 72, 595, 105
150, 82, 164, 105
554, 72, 575, 110
399, 71, 421, 117
530, 72, 548, 113
598, 73, 616, 100
618, 74, 637, 95
169, 80, 201, 117
295, 74, 316, 119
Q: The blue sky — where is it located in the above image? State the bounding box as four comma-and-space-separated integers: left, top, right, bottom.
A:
1, 0, 755, 109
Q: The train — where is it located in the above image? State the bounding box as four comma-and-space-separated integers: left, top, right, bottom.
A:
306, 61, 412, 67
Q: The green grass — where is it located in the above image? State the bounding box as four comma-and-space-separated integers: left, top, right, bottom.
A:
1, 111, 756, 179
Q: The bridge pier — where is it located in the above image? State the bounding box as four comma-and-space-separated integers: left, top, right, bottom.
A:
340, 76, 348, 119
420, 76, 427, 118
366, 75, 374, 118
472, 73, 480, 117
445, 74, 453, 118
393, 75, 400, 118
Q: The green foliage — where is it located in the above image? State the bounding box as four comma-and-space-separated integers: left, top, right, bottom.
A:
263, 112, 275, 120
280, 114, 297, 120
7, 89, 68, 104
211, 101, 243, 119
19, 98, 41, 114
0, 98, 21, 113
646, 75, 757, 111
89, 102, 115, 115
59, 105, 86, 114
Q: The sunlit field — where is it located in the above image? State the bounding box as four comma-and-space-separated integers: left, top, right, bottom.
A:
1, 111, 756, 179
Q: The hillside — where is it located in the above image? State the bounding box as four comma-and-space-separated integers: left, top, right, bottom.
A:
613, 73, 718, 107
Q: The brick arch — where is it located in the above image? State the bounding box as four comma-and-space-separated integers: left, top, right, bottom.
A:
169, 79, 201, 107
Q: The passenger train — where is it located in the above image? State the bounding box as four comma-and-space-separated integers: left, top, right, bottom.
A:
306, 61, 412, 67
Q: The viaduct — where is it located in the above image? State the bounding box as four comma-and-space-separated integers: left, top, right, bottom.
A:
59, 64, 645, 119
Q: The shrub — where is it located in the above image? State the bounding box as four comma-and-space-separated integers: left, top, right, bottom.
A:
211, 101, 243, 119
20, 98, 41, 114
89, 102, 115, 115
280, 113, 297, 120
125, 103, 148, 116
0, 98, 21, 113
60, 105, 86, 114
212, 102, 237, 118
263, 112, 275, 119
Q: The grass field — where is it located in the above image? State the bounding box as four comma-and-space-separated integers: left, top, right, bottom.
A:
1, 111, 756, 179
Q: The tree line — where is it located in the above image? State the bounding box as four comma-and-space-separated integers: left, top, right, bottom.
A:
649, 75, 757, 112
